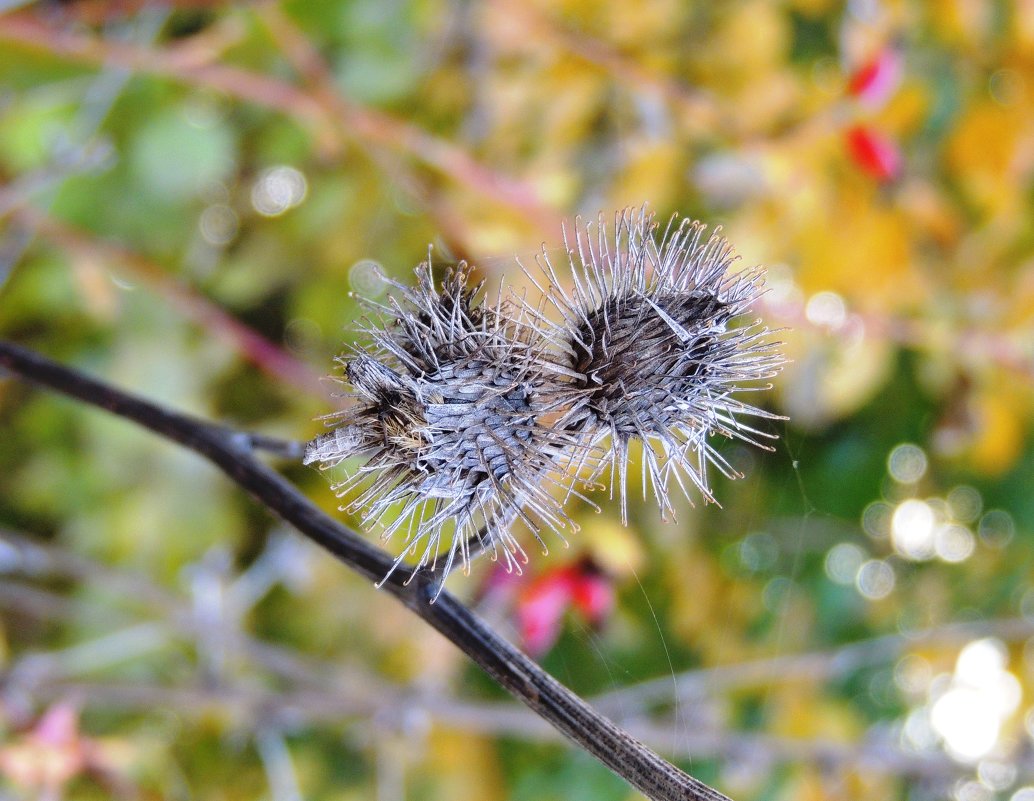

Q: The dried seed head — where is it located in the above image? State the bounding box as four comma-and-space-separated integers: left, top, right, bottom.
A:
305, 262, 575, 587
308, 210, 786, 589
522, 206, 785, 521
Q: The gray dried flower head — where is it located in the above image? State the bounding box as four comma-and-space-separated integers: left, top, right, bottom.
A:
307, 209, 785, 589
520, 206, 785, 522
304, 261, 576, 585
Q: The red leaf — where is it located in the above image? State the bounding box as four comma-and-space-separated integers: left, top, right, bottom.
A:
571, 571, 615, 625
847, 49, 903, 108
515, 561, 616, 655
518, 568, 577, 656
846, 125, 902, 181
33, 704, 80, 749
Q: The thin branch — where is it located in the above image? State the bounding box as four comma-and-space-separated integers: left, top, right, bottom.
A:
594, 616, 1034, 714
5, 566, 1023, 783
221, 430, 306, 460
251, 3, 491, 261
0, 11, 558, 230
0, 339, 730, 801
2, 204, 328, 398
8, 676, 1003, 784
488, 0, 722, 137
0, 545, 394, 699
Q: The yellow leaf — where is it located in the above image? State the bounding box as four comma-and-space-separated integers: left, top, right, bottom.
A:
581, 517, 646, 576
965, 385, 1028, 474
423, 728, 503, 801
610, 140, 684, 213
945, 100, 1032, 216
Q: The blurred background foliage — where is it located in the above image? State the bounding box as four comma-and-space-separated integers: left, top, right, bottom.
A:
1, 0, 1033, 799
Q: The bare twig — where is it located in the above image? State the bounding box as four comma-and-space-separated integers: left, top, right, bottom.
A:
487, 0, 721, 136
5, 562, 1027, 783
2, 205, 328, 398
0, 339, 731, 801
0, 11, 558, 230
222, 430, 305, 460
7, 676, 1007, 784
594, 616, 1034, 713
252, 3, 499, 260
0, 543, 393, 698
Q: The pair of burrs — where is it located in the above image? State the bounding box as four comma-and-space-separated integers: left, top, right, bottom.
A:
305, 206, 785, 593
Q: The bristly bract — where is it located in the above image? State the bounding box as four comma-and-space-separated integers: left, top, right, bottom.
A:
305, 207, 785, 592
304, 262, 580, 589
519, 207, 786, 524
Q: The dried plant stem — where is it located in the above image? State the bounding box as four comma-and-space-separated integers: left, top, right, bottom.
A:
490, 0, 721, 136
596, 615, 1034, 714
250, 3, 512, 259
2, 577, 1017, 782
0, 340, 731, 801
0, 12, 556, 230
3, 205, 327, 398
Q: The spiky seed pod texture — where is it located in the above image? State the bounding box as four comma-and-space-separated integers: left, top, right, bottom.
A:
304, 262, 576, 585
306, 207, 785, 588
520, 207, 785, 523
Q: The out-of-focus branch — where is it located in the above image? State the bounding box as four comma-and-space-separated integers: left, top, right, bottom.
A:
0, 340, 731, 801
12, 527, 1030, 724
0, 11, 558, 231
0, 6, 167, 291
487, 0, 721, 136
252, 4, 490, 261
0, 530, 381, 692
0, 143, 113, 220
594, 616, 1034, 713
0, 12, 331, 128
9, 675, 1007, 783
762, 294, 1034, 384
0, 577, 984, 781
2, 204, 328, 398
4, 0, 228, 26
254, 3, 557, 238
5, 541, 1028, 783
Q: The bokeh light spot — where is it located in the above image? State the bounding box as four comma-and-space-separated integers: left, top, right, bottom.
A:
862, 501, 892, 539
804, 290, 847, 329
978, 510, 1015, 549
824, 542, 865, 585
932, 688, 1000, 761
935, 523, 975, 563
349, 259, 387, 297
251, 166, 308, 217
891, 499, 936, 560
199, 204, 239, 246
888, 443, 927, 483
948, 485, 983, 523
856, 559, 894, 599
